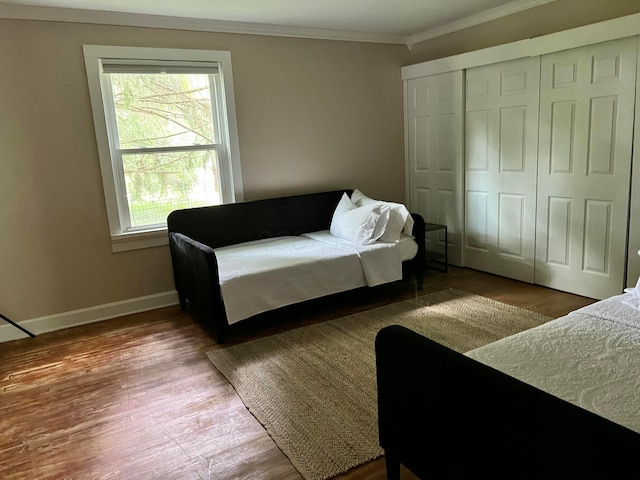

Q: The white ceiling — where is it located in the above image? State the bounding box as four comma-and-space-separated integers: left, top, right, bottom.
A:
0, 0, 556, 45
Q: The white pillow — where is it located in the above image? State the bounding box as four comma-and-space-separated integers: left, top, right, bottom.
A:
330, 193, 389, 245
351, 189, 414, 242
332, 191, 356, 218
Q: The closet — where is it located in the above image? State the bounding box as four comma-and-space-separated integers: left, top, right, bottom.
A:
464, 56, 540, 283
403, 16, 640, 300
535, 38, 637, 299
405, 71, 464, 266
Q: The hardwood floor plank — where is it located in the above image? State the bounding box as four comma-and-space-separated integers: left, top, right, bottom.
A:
0, 268, 595, 479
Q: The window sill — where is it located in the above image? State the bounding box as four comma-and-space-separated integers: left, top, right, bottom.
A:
111, 228, 169, 252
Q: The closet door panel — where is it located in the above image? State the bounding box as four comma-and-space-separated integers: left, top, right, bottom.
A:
500, 107, 527, 172
466, 190, 490, 250
498, 193, 525, 258
464, 57, 540, 282
626, 40, 640, 288
546, 196, 572, 266
549, 101, 576, 173
535, 37, 638, 299
466, 110, 491, 171
406, 71, 464, 266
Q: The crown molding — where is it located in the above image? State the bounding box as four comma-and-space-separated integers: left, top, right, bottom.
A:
0, 1, 561, 50
0, 4, 408, 45
408, 0, 557, 47
402, 12, 640, 79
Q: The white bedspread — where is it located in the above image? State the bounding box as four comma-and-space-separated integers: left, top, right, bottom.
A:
214, 231, 415, 325
466, 294, 640, 433
302, 230, 403, 287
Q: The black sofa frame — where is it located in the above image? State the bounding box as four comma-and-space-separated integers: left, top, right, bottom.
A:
375, 325, 640, 479
167, 190, 425, 343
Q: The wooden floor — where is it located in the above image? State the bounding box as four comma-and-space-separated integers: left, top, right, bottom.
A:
0, 267, 595, 480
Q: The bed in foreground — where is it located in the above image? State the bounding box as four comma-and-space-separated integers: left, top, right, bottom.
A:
375, 289, 640, 479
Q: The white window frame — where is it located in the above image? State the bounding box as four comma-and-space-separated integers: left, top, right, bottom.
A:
83, 45, 244, 252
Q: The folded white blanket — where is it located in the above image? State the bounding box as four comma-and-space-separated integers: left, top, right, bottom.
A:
214, 231, 409, 324
302, 230, 402, 287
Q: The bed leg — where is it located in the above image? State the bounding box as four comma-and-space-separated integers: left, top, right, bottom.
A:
216, 323, 227, 344
384, 451, 401, 480
178, 292, 188, 311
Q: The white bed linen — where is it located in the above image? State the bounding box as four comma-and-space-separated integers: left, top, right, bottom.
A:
302, 230, 406, 287
397, 234, 419, 262
466, 294, 640, 433
214, 232, 418, 325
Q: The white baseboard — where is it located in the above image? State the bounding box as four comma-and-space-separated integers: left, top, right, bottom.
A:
0, 290, 179, 343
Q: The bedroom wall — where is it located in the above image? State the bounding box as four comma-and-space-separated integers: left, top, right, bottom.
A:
0, 18, 406, 325
404, 0, 640, 64
3, 2, 639, 334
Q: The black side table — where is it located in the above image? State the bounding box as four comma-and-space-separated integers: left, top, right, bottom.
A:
425, 223, 448, 273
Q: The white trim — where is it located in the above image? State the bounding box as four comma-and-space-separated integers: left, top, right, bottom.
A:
403, 79, 410, 208
111, 228, 169, 252
402, 12, 640, 79
409, 0, 556, 46
626, 45, 640, 288
0, 1, 559, 47
83, 45, 244, 252
0, 4, 407, 45
0, 291, 179, 343
215, 51, 244, 203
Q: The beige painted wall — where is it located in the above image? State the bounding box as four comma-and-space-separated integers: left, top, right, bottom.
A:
2, 2, 638, 324
0, 19, 406, 321
405, 0, 640, 64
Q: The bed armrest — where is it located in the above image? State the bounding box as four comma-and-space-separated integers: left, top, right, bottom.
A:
375, 325, 640, 479
169, 232, 228, 342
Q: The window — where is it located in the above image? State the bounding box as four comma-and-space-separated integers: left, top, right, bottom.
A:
84, 46, 243, 252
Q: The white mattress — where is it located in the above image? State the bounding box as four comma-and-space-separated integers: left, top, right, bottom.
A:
214, 231, 418, 324
466, 293, 640, 433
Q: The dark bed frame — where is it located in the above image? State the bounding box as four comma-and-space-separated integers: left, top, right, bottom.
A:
167, 190, 425, 343
375, 325, 640, 479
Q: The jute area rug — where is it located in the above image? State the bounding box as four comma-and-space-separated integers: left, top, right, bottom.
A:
206, 289, 552, 480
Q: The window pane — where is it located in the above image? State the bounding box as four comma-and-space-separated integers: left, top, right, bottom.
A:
123, 150, 221, 228
110, 73, 216, 148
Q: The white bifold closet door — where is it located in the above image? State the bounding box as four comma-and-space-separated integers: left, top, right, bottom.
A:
535, 37, 638, 300
464, 57, 540, 282
406, 71, 464, 266
626, 41, 640, 288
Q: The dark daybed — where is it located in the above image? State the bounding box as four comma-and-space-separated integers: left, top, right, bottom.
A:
167, 189, 425, 343
376, 289, 640, 479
